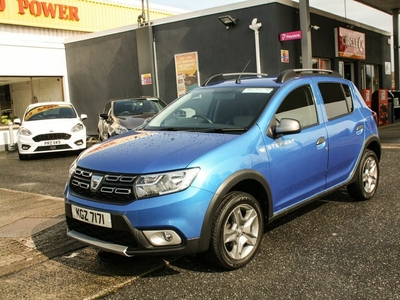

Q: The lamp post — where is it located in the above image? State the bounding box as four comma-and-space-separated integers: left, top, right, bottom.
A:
249, 18, 262, 74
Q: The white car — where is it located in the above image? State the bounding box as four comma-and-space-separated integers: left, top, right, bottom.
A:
14, 102, 87, 160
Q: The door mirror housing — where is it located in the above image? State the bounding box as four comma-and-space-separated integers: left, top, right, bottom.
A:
274, 118, 301, 136
99, 113, 109, 120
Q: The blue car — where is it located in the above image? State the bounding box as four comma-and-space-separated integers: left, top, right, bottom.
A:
65, 69, 381, 270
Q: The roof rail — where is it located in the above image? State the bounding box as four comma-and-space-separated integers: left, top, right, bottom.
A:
276, 69, 341, 83
202, 73, 269, 86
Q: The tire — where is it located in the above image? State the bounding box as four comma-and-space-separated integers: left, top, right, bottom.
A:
18, 152, 29, 160
347, 149, 379, 201
98, 130, 106, 141
208, 191, 264, 270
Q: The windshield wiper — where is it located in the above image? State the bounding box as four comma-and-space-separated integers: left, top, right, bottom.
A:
156, 127, 180, 131
192, 128, 248, 133
146, 127, 247, 133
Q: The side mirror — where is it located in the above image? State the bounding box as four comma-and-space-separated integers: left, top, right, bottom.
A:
14, 118, 21, 125
80, 114, 88, 121
99, 113, 108, 120
274, 118, 301, 136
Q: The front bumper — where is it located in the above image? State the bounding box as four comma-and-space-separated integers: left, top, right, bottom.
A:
64, 185, 214, 256
65, 202, 202, 256
18, 132, 86, 154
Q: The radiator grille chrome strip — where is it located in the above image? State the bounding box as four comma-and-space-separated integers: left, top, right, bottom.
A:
70, 168, 137, 203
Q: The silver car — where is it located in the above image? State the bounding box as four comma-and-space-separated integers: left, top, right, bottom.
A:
97, 96, 167, 141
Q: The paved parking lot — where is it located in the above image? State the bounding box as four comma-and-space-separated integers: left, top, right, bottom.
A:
1, 124, 400, 299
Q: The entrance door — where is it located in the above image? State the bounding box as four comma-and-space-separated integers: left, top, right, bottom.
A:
344, 62, 354, 81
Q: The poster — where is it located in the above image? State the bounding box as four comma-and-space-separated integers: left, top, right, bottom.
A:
174, 52, 200, 97
141, 73, 152, 85
385, 62, 391, 75
281, 50, 289, 63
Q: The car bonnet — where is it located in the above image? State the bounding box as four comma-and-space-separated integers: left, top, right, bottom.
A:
77, 130, 237, 173
118, 112, 156, 129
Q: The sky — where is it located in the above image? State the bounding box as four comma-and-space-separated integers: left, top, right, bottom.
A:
145, 0, 393, 33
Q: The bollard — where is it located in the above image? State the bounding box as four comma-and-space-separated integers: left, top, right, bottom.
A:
8, 121, 16, 151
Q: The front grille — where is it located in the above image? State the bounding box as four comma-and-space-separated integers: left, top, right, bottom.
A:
35, 145, 71, 152
66, 217, 138, 248
33, 133, 71, 142
69, 167, 137, 204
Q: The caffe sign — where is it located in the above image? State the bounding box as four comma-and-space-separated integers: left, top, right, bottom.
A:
335, 27, 365, 60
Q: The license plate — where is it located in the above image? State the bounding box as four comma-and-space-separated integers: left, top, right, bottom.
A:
43, 140, 62, 146
71, 205, 112, 228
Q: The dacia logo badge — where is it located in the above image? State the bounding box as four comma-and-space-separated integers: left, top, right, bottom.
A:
90, 174, 104, 192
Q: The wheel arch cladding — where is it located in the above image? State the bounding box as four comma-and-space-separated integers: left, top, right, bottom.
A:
196, 170, 272, 253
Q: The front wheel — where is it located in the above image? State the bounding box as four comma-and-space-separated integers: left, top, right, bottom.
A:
347, 149, 379, 201
208, 191, 264, 270
17, 147, 29, 160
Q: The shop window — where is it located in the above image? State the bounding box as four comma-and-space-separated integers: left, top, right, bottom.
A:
361, 64, 379, 93
312, 58, 331, 70
319, 83, 353, 119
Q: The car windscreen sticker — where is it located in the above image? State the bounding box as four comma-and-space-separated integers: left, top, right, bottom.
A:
242, 88, 274, 94
25, 104, 72, 121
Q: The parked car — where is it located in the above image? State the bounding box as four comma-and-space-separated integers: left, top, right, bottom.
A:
1, 108, 12, 118
1, 108, 13, 125
97, 96, 167, 141
65, 69, 381, 270
14, 102, 87, 160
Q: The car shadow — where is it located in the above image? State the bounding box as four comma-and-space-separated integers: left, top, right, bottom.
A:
25, 188, 356, 278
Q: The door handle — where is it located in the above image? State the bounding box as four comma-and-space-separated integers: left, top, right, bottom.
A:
356, 124, 364, 135
316, 136, 326, 150
316, 137, 326, 145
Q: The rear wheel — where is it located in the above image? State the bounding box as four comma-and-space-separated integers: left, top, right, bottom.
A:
208, 191, 264, 270
347, 149, 379, 201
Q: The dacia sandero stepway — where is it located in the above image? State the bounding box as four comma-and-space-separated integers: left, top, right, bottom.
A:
65, 69, 381, 270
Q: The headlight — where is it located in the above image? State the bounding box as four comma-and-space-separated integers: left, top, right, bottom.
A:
135, 168, 200, 198
69, 159, 77, 177
112, 123, 128, 135
18, 127, 32, 136
71, 123, 84, 132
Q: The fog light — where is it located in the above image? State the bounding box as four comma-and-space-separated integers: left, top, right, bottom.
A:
75, 139, 84, 146
22, 144, 30, 150
163, 232, 172, 242
143, 230, 182, 246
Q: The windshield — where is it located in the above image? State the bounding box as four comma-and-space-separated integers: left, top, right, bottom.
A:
113, 98, 166, 117
24, 104, 76, 121
145, 86, 276, 132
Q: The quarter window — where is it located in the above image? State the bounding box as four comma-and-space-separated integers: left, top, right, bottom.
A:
275, 85, 318, 128
319, 83, 353, 119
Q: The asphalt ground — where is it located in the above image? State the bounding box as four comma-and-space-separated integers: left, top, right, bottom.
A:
0, 122, 400, 299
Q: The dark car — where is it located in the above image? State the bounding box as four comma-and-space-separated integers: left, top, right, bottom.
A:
97, 96, 167, 141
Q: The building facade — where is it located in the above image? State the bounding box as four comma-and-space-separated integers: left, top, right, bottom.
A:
0, 0, 177, 120
64, 0, 391, 135
0, 0, 392, 145
0, 0, 178, 150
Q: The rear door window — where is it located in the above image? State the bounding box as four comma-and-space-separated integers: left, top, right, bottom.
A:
319, 83, 354, 120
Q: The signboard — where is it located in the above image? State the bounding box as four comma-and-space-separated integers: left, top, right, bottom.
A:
279, 30, 302, 42
378, 89, 388, 126
174, 52, 200, 97
335, 27, 366, 60
0, 0, 174, 32
362, 89, 372, 108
